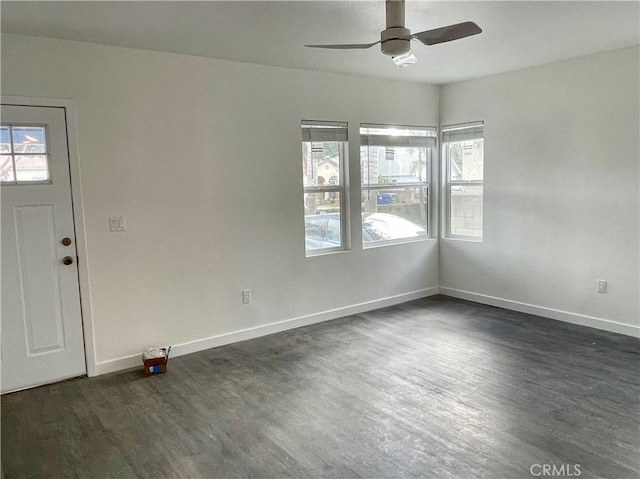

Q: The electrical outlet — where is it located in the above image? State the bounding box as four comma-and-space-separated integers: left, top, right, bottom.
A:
596, 280, 607, 294
242, 289, 251, 304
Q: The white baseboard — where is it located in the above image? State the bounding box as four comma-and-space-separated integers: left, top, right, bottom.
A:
439, 287, 640, 338
94, 287, 440, 376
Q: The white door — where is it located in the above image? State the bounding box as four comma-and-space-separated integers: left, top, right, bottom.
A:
1, 104, 86, 393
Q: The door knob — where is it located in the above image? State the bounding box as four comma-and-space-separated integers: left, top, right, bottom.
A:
62, 256, 74, 265
61, 237, 72, 246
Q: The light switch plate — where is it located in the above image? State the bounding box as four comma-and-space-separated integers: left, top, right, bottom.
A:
109, 216, 126, 232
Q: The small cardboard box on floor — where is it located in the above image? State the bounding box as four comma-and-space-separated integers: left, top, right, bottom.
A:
142, 347, 171, 375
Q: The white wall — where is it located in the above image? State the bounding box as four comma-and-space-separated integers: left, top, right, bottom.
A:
440, 47, 640, 335
1, 34, 441, 372
3, 34, 636, 378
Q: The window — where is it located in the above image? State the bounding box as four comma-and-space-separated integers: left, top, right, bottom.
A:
360, 124, 435, 246
302, 121, 348, 255
442, 122, 484, 239
1, 125, 50, 184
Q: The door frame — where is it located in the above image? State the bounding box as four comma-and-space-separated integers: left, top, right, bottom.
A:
2, 95, 98, 377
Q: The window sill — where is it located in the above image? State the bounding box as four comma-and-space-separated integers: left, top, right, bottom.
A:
442, 236, 483, 243
363, 236, 435, 250
306, 248, 350, 258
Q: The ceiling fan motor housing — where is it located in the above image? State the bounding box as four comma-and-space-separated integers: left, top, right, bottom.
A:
380, 27, 411, 57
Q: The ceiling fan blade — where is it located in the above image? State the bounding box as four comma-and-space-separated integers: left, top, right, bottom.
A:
412, 21, 482, 46
305, 41, 380, 50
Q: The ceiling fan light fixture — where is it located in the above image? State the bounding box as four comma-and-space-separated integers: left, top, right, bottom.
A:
392, 51, 417, 67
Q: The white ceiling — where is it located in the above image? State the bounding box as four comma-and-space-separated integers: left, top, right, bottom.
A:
1, 1, 638, 85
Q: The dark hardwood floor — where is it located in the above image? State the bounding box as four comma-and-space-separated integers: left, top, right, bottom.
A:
2, 296, 639, 478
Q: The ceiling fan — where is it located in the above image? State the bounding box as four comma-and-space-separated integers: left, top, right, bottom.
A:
305, 0, 482, 67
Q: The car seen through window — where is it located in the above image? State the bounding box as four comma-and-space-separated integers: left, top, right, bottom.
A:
305, 213, 427, 251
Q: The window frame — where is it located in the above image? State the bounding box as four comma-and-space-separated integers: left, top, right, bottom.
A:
360, 123, 436, 248
442, 121, 484, 241
302, 120, 349, 256
0, 123, 52, 186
